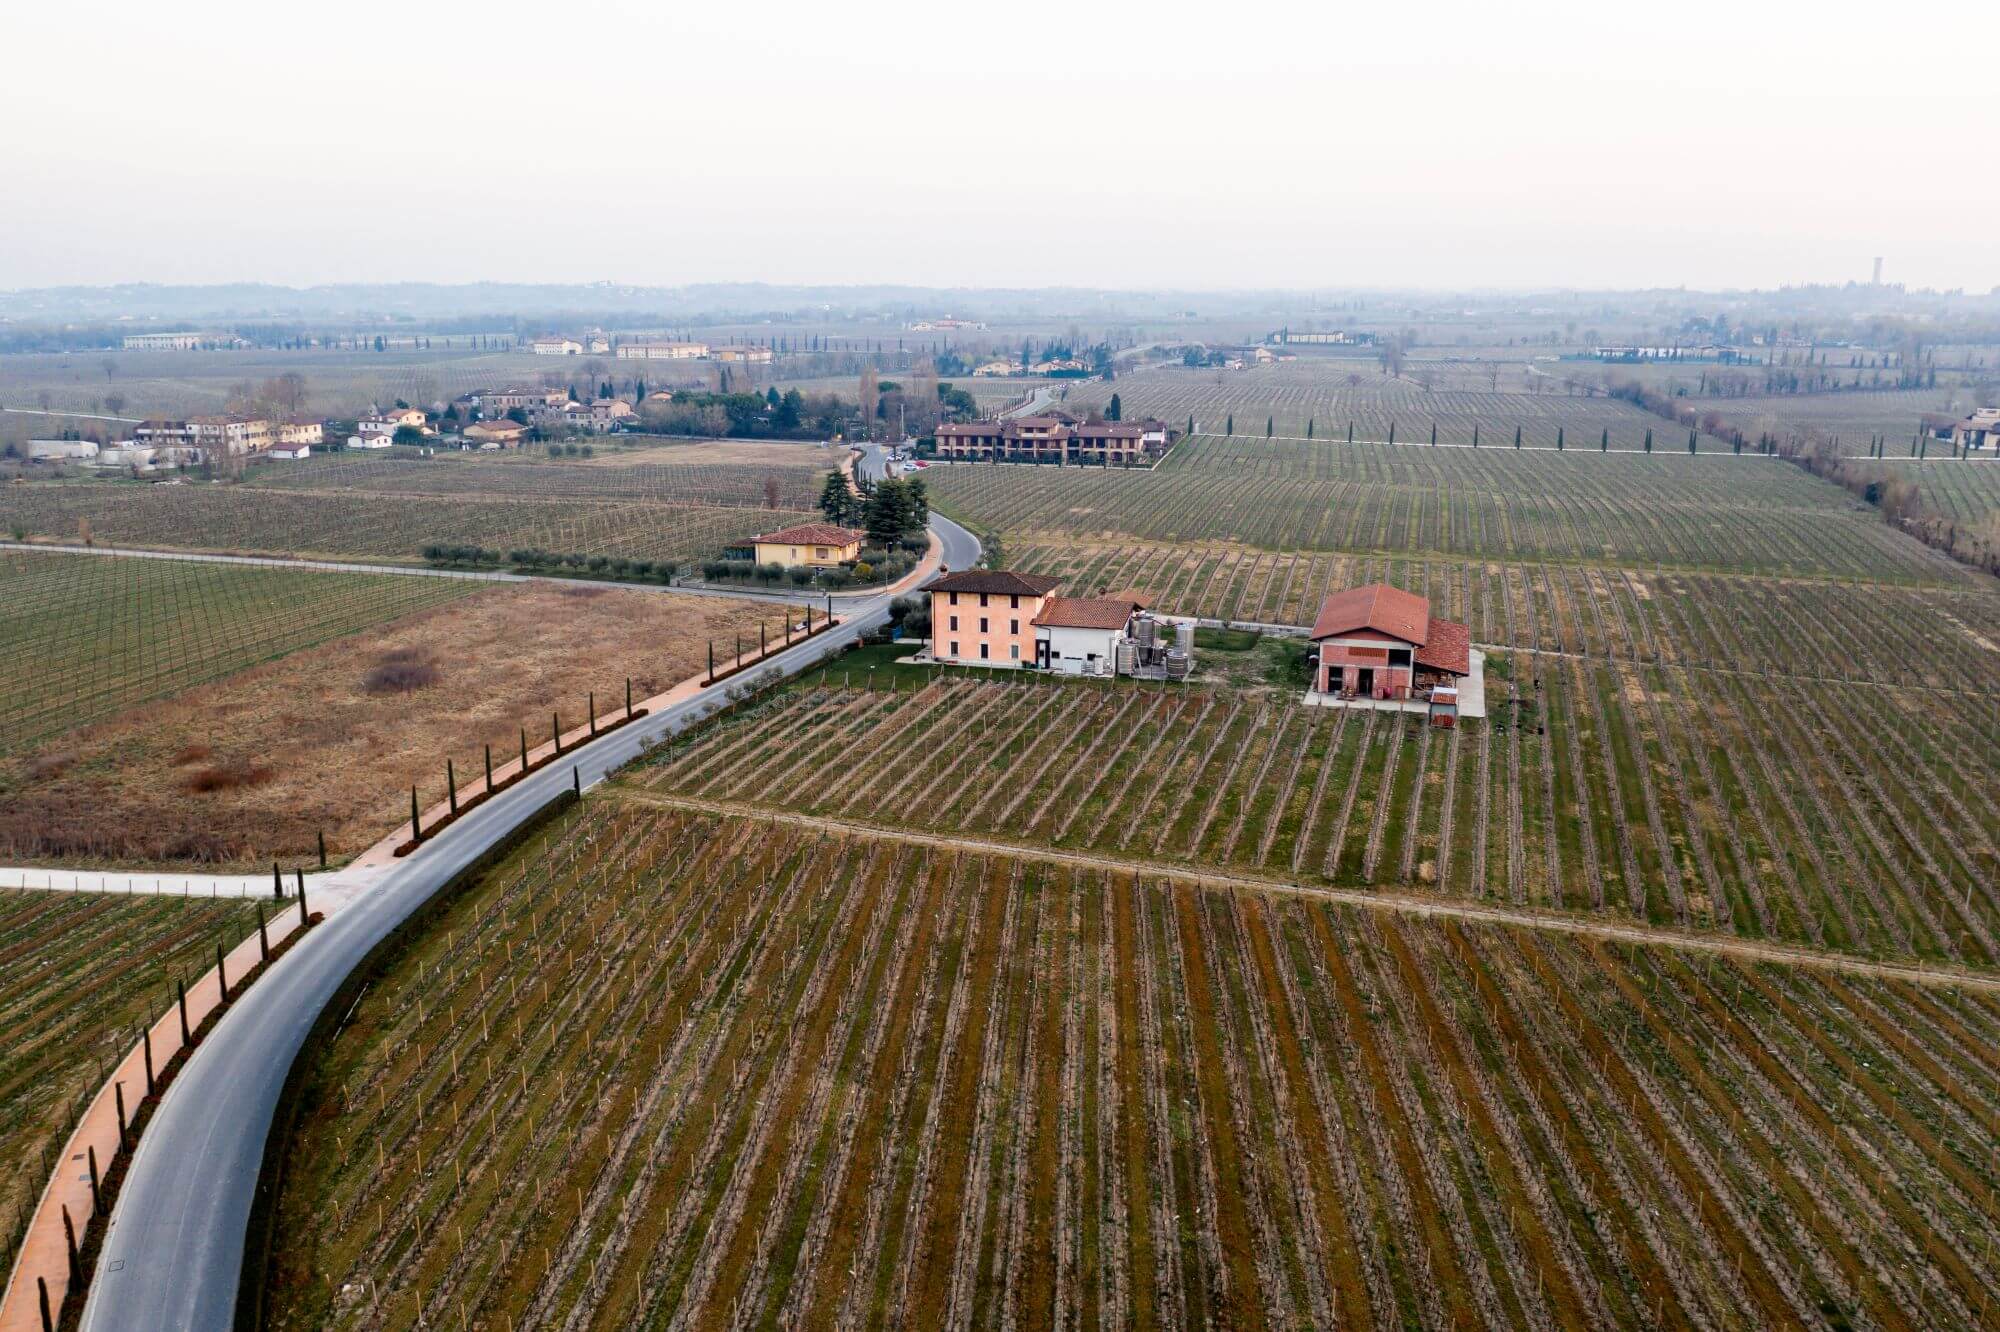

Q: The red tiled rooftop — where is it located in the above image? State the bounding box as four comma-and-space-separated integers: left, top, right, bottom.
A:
1309, 584, 1431, 645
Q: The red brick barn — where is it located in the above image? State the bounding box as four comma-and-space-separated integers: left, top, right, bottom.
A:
1307, 584, 1471, 702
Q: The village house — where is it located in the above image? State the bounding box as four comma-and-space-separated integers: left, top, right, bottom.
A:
1306, 584, 1478, 723
750, 523, 864, 568
359, 406, 430, 441
462, 419, 529, 448
530, 336, 584, 355
1031, 595, 1145, 673
1952, 407, 2000, 451
266, 440, 312, 460
713, 345, 775, 364
137, 415, 272, 455
474, 387, 567, 415
926, 570, 1062, 666
971, 360, 1017, 377
933, 413, 1169, 466
277, 418, 323, 448
616, 340, 709, 360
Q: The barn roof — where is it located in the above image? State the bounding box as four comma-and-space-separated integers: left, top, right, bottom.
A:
1033, 596, 1140, 631
1309, 584, 1431, 645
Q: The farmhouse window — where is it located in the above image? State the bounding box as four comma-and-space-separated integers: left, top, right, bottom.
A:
979, 643, 990, 660
1010, 596, 1020, 609
980, 594, 989, 607
949, 592, 958, 606
980, 617, 989, 633
1010, 619, 1019, 634
949, 615, 958, 631
949, 641, 959, 656
1010, 644, 1020, 660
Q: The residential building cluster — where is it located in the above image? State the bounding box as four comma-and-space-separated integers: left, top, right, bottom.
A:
923, 571, 1192, 678
932, 412, 1170, 466
922, 573, 1478, 723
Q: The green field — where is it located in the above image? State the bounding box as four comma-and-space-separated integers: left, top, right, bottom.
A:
0, 891, 264, 1273
0, 549, 477, 756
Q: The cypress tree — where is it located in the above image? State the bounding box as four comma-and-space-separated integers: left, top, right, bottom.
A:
1514, 425, 1522, 449
1557, 427, 1564, 451
1226, 413, 1233, 436
1266, 415, 1273, 438
1307, 418, 1314, 439
1600, 427, 1608, 451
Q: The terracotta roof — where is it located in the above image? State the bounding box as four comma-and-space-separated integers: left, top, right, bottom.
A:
1414, 618, 1471, 675
925, 569, 1063, 597
753, 523, 863, 546
1309, 584, 1431, 644
1033, 596, 1140, 631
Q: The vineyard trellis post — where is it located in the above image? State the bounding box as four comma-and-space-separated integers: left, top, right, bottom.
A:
520, 727, 529, 774
448, 759, 458, 815
176, 978, 190, 1044
114, 1081, 127, 1147
216, 942, 227, 1000
142, 1028, 154, 1097
485, 744, 494, 792
86, 1146, 100, 1216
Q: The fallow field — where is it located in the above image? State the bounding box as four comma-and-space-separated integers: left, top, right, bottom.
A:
0, 580, 770, 868
260, 800, 2000, 1330
0, 891, 265, 1274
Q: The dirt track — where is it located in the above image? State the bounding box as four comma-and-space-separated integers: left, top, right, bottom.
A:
611, 788, 2000, 994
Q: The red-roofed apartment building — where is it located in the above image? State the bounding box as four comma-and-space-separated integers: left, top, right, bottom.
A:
1307, 584, 1478, 722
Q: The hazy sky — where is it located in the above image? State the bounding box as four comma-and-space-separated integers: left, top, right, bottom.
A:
4, 0, 1995, 293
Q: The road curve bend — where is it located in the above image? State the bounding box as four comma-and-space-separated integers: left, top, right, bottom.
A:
78, 512, 980, 1332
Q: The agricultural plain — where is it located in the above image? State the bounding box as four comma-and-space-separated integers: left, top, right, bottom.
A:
0, 548, 477, 756
261, 801, 2000, 1330
0, 484, 820, 568
927, 435, 1961, 582
639, 672, 2000, 964
1060, 360, 1732, 449
0, 891, 265, 1271
0, 581, 770, 868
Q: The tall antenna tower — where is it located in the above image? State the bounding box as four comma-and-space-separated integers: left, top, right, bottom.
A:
1872, 256, 1884, 286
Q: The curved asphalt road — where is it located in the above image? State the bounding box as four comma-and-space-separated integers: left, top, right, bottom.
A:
79, 500, 977, 1331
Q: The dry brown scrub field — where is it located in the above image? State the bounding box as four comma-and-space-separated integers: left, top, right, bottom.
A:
0, 582, 769, 869
259, 801, 2000, 1331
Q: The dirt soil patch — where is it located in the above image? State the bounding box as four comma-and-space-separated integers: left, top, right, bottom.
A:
0, 583, 771, 869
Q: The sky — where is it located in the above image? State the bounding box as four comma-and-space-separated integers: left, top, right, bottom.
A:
3, 0, 1996, 294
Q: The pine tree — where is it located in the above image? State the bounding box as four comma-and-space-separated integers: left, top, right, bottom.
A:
818, 471, 854, 525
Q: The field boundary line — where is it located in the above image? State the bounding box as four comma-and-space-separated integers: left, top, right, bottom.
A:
607, 789, 2000, 994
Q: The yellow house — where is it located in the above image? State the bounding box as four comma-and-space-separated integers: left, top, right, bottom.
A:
751, 522, 864, 568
